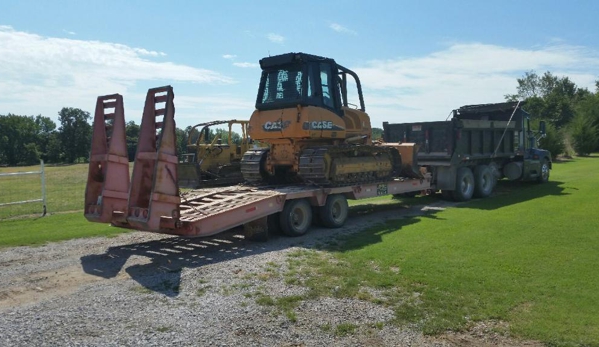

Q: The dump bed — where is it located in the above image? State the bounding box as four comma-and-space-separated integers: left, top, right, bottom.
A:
383, 102, 525, 165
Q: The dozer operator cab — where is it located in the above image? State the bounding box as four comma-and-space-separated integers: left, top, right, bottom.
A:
255, 53, 366, 117
243, 52, 384, 185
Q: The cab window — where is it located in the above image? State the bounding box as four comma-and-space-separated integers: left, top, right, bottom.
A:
319, 63, 335, 109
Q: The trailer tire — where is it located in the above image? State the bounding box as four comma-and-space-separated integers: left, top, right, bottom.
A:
537, 159, 550, 183
453, 167, 475, 202
319, 194, 348, 228
473, 165, 495, 198
280, 199, 313, 237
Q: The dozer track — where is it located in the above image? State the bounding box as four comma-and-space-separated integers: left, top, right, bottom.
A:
298, 146, 396, 186
241, 148, 269, 183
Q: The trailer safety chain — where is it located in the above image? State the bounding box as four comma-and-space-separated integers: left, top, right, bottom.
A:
492, 100, 521, 158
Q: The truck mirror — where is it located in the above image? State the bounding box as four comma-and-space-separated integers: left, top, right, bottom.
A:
539, 121, 546, 135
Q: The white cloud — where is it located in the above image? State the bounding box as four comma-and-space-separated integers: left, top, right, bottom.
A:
63, 29, 76, 36
351, 43, 599, 128
172, 94, 256, 126
133, 48, 167, 57
267, 33, 285, 44
330, 23, 357, 35
222, 54, 237, 60
233, 62, 259, 68
0, 26, 234, 122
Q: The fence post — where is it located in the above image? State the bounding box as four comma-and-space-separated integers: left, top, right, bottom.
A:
41, 160, 47, 216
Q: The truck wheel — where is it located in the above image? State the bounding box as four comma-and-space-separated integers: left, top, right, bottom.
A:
280, 199, 313, 237
453, 167, 475, 202
319, 194, 348, 228
537, 159, 550, 183
473, 165, 495, 198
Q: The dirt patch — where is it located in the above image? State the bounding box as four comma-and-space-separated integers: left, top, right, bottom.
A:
433, 320, 543, 347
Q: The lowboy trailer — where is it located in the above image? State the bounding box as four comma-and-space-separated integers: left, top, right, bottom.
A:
84, 86, 431, 239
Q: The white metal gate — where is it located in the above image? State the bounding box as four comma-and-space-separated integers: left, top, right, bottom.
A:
0, 160, 47, 216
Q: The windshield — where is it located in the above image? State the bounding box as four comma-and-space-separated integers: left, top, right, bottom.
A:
259, 65, 303, 106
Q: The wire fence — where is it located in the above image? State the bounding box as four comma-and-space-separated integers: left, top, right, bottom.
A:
0, 162, 88, 221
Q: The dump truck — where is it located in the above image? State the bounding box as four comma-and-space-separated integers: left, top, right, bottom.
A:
383, 102, 551, 201
178, 120, 252, 188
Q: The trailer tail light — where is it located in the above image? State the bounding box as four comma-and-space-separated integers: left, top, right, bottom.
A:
533, 154, 539, 159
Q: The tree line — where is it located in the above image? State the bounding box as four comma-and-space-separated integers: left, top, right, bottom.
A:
1, 73, 597, 166
505, 71, 599, 157
0, 108, 194, 166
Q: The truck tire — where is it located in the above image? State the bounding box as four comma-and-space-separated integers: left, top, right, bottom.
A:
537, 159, 550, 183
473, 165, 495, 198
453, 167, 475, 202
280, 199, 313, 237
319, 194, 348, 228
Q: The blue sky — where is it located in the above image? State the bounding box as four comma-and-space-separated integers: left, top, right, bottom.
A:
1, 0, 599, 130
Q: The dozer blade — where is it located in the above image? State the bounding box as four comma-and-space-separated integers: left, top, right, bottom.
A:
120, 86, 181, 232
397, 143, 424, 179
84, 94, 130, 223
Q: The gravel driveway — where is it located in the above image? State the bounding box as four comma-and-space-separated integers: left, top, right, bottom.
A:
0, 201, 537, 347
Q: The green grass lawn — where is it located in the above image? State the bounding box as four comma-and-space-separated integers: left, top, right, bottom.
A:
290, 156, 599, 346
0, 213, 130, 248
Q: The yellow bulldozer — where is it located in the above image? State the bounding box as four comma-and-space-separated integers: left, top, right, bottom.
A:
240, 52, 420, 186
178, 119, 255, 188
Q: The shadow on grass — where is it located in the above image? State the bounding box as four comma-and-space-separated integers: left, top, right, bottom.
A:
326, 214, 442, 254
463, 180, 568, 211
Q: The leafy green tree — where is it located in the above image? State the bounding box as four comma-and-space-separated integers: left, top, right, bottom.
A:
371, 127, 383, 140
21, 143, 40, 165
505, 71, 543, 100
214, 128, 241, 145
569, 113, 599, 156
46, 132, 63, 163
176, 127, 188, 160
58, 107, 92, 163
538, 121, 565, 159
0, 114, 41, 166
507, 71, 588, 128
125, 120, 140, 161
34, 115, 58, 163
575, 93, 599, 152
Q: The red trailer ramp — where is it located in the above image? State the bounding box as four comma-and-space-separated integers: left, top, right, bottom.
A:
84, 93, 130, 224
